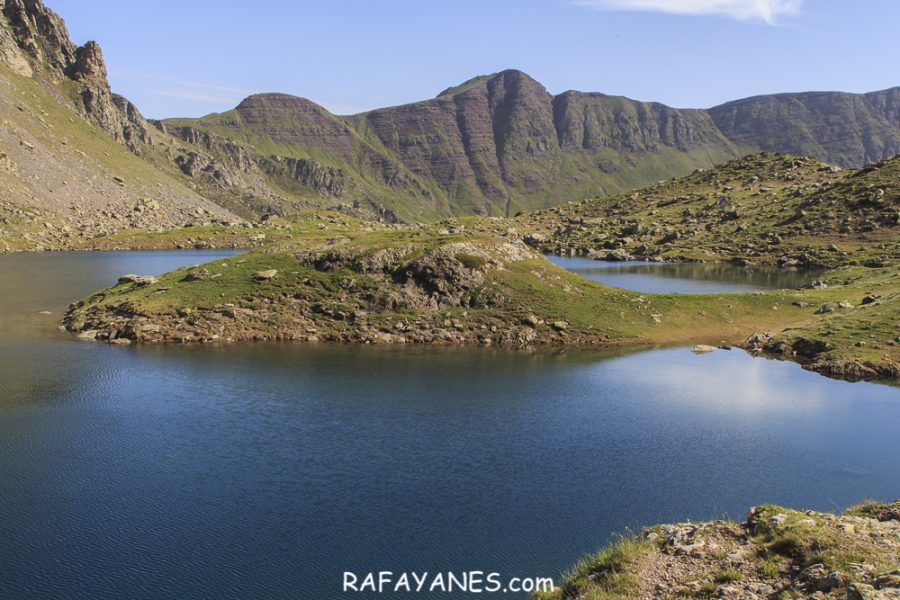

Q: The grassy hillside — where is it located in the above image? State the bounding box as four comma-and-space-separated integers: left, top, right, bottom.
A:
63, 152, 899, 382
0, 64, 237, 250
519, 152, 899, 267
517, 152, 899, 380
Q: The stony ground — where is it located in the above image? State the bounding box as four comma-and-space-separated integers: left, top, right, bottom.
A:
518, 153, 899, 270
536, 501, 900, 600
516, 152, 900, 381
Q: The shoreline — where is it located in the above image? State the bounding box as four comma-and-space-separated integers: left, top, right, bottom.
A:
537, 500, 900, 600
55, 226, 899, 385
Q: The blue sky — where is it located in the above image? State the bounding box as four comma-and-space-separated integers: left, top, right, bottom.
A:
50, 0, 899, 119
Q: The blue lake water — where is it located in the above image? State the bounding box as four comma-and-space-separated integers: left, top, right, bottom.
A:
546, 255, 821, 293
0, 251, 897, 599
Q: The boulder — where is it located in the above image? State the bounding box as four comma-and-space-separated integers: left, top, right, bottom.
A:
692, 344, 716, 353
183, 268, 209, 282
605, 250, 632, 261
875, 571, 900, 590
767, 513, 787, 527
254, 269, 278, 280
816, 302, 839, 314
522, 233, 547, 247
746, 331, 774, 349
118, 274, 158, 286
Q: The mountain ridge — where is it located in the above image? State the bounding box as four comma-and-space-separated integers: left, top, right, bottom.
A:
1, 0, 898, 250
162, 68, 898, 219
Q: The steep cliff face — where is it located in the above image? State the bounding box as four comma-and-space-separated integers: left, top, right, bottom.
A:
0, 1, 159, 152
0, 0, 240, 249
159, 75, 900, 219
552, 91, 728, 153
343, 70, 743, 213
0, 0, 74, 78
709, 88, 900, 166
160, 71, 743, 219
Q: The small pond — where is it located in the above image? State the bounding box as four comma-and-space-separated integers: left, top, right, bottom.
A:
546, 255, 822, 294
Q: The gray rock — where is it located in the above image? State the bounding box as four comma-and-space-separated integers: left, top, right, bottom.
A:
605, 250, 632, 261
876, 571, 900, 589
767, 513, 787, 527
254, 269, 278, 280
816, 302, 839, 314
847, 583, 877, 600
522, 233, 547, 247
118, 274, 158, 286
183, 268, 209, 282
746, 331, 774, 349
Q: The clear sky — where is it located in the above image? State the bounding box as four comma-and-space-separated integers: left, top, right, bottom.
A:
49, 0, 900, 119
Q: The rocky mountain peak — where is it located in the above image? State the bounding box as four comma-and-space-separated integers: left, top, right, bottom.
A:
0, 0, 76, 77
0, 0, 163, 156
437, 69, 546, 99
236, 93, 337, 120
1, 0, 109, 83
491, 68, 544, 87
70, 40, 107, 83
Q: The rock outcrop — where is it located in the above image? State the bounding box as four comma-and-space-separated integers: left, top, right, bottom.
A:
539, 501, 900, 600
0, 0, 242, 249
0, 0, 75, 77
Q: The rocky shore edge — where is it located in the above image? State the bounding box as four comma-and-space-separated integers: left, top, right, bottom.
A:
743, 332, 900, 383
536, 500, 900, 600
60, 229, 898, 384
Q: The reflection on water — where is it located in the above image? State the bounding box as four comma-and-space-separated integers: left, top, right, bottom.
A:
546, 255, 822, 294
0, 251, 897, 599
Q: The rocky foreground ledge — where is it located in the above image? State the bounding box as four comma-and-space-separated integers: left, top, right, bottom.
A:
536, 501, 900, 600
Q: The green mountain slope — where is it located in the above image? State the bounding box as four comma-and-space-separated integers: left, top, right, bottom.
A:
164, 69, 899, 223
163, 70, 745, 220
1, 0, 898, 246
